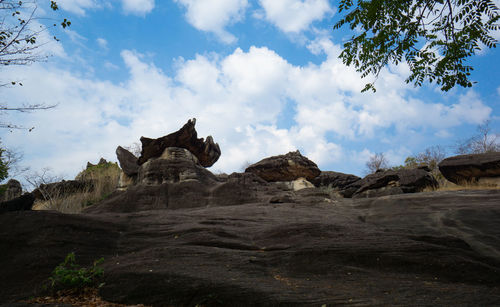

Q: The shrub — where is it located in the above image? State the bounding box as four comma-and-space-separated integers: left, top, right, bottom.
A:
48, 252, 104, 291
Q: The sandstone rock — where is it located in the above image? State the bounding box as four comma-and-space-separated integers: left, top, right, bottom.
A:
1, 179, 22, 202
344, 168, 438, 198
32, 180, 94, 201
138, 118, 221, 167
311, 171, 361, 189
137, 147, 218, 185
245, 150, 320, 182
115, 146, 139, 176
0, 193, 34, 213
117, 172, 135, 191
2, 190, 500, 306
438, 152, 500, 185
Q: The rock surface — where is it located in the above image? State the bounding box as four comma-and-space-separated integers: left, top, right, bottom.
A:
0, 193, 34, 213
115, 146, 139, 176
1, 190, 500, 306
245, 150, 321, 182
138, 118, 221, 167
438, 152, 500, 184
1, 179, 22, 202
344, 168, 438, 198
311, 171, 361, 189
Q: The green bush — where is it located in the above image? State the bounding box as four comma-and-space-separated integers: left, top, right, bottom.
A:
48, 252, 104, 290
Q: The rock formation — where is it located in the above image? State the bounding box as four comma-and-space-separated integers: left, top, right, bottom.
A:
0, 193, 34, 213
137, 147, 218, 185
343, 167, 438, 198
116, 146, 139, 176
1, 179, 22, 202
138, 118, 221, 167
311, 171, 361, 190
438, 152, 500, 185
245, 150, 321, 182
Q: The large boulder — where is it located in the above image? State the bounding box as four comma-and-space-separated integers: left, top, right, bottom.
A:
137, 147, 218, 185
344, 167, 438, 198
116, 146, 139, 176
0, 193, 34, 213
245, 150, 321, 182
311, 171, 361, 189
1, 179, 22, 202
438, 152, 500, 185
138, 118, 221, 167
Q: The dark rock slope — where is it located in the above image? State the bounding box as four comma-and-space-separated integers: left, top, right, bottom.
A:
1, 189, 500, 306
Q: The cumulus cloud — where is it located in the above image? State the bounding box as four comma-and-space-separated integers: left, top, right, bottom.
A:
0, 41, 493, 180
121, 0, 155, 15
174, 0, 248, 43
257, 0, 333, 33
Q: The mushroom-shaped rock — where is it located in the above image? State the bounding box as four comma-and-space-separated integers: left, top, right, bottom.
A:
116, 146, 139, 176
138, 118, 221, 167
245, 150, 321, 182
438, 152, 500, 185
1, 179, 22, 202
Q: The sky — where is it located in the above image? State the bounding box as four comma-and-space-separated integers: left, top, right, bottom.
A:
1, 0, 499, 185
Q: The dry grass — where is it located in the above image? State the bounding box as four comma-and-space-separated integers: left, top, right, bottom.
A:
33, 164, 120, 214
424, 177, 500, 192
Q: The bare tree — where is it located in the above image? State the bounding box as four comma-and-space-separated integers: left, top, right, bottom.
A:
123, 142, 142, 158
365, 152, 389, 174
456, 120, 500, 154
0, 0, 68, 129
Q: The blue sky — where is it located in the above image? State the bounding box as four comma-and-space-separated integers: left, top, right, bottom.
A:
1, 0, 499, 183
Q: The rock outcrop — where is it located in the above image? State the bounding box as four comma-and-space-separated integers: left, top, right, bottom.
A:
137, 147, 218, 185
343, 167, 438, 198
1, 179, 22, 202
311, 171, 361, 189
116, 146, 139, 176
0, 193, 34, 213
2, 190, 500, 306
245, 150, 321, 182
438, 152, 500, 185
138, 118, 221, 167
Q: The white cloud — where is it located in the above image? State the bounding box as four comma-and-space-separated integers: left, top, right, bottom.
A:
257, 0, 333, 33
121, 0, 155, 15
96, 38, 108, 49
0, 41, 493, 181
55, 0, 101, 15
175, 0, 248, 43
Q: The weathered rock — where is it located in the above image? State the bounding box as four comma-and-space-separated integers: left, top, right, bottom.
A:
0, 193, 34, 213
438, 152, 500, 185
245, 150, 321, 182
138, 118, 221, 167
32, 180, 94, 201
1, 179, 22, 202
344, 168, 438, 198
311, 171, 361, 189
137, 147, 218, 185
86, 158, 108, 169
2, 190, 500, 306
115, 146, 139, 176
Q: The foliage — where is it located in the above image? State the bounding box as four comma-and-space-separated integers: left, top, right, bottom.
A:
334, 0, 500, 92
0, 146, 9, 181
76, 161, 120, 181
394, 145, 446, 171
48, 252, 104, 290
365, 152, 389, 174
456, 120, 500, 154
